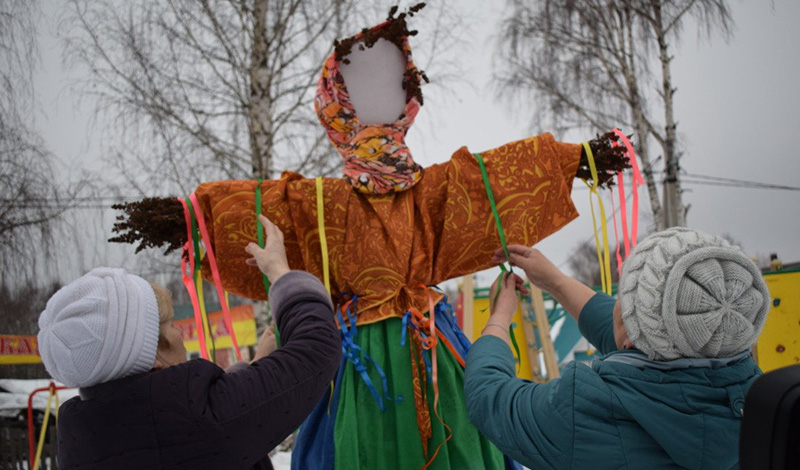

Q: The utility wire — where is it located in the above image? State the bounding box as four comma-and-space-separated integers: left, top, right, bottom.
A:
0, 196, 154, 202
571, 170, 800, 192
9, 204, 116, 210
5, 171, 798, 212
681, 180, 800, 191
680, 172, 800, 191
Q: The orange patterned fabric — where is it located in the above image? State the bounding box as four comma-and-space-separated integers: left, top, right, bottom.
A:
195, 133, 581, 325
409, 332, 431, 458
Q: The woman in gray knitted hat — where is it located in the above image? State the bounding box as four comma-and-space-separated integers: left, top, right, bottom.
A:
464, 227, 769, 470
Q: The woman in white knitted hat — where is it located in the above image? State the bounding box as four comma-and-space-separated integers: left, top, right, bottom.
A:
464, 227, 769, 470
37, 215, 341, 470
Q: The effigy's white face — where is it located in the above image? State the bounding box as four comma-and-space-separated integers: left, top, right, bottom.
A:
339, 38, 407, 125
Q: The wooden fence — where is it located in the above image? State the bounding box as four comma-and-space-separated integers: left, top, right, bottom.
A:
0, 416, 58, 470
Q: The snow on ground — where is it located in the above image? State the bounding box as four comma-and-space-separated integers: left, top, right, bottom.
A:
0, 378, 79, 417
271, 451, 291, 470
266, 451, 533, 469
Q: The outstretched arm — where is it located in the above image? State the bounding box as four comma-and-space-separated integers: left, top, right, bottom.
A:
195, 270, 340, 463
198, 218, 341, 463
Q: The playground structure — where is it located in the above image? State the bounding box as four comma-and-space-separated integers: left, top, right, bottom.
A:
454, 276, 595, 382
756, 267, 800, 373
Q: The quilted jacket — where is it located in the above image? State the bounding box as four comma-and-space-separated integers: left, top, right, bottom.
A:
464, 293, 760, 470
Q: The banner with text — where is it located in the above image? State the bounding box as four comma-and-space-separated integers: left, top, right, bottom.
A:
0, 335, 41, 364
175, 304, 258, 353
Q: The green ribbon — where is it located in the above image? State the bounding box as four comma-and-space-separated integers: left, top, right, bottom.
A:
474, 153, 511, 273
509, 323, 522, 370
255, 178, 280, 347
255, 178, 271, 295
474, 153, 522, 371
488, 272, 523, 371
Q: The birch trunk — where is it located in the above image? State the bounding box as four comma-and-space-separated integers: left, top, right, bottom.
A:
654, 1, 685, 228
249, 0, 273, 179
622, 8, 663, 231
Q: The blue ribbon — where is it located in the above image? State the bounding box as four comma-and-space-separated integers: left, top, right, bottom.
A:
399, 310, 433, 380
337, 295, 400, 411
427, 287, 472, 356
400, 311, 410, 346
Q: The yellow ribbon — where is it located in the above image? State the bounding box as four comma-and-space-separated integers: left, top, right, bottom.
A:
316, 176, 336, 414
582, 142, 613, 295
315, 177, 331, 295
195, 264, 214, 360
32, 386, 60, 470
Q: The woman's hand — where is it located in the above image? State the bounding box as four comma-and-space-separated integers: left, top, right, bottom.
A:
252, 325, 278, 362
494, 245, 597, 323
488, 272, 528, 322
245, 214, 290, 284
483, 272, 528, 343
492, 245, 566, 294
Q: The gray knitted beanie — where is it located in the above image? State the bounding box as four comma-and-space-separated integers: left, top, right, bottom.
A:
618, 227, 770, 360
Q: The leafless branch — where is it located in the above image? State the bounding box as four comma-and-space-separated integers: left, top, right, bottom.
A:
494, 0, 734, 229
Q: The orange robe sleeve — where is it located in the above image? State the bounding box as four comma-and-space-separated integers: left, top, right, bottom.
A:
426, 133, 582, 283
193, 172, 352, 301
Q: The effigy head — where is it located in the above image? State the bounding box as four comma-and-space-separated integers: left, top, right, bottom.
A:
315, 4, 428, 195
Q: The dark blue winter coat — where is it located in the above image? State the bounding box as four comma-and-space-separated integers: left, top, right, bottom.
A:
56, 271, 341, 470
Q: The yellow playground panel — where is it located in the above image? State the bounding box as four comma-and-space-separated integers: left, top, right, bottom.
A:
461, 282, 564, 383
757, 269, 800, 372
470, 297, 536, 381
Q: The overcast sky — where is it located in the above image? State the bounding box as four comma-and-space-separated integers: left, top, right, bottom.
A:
32, 0, 800, 287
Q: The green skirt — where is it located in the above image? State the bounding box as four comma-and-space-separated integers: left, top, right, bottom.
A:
292, 315, 511, 470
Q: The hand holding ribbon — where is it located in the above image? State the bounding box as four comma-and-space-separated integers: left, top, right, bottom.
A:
245, 214, 290, 285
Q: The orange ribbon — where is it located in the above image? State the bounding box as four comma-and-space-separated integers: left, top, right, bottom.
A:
417, 286, 452, 470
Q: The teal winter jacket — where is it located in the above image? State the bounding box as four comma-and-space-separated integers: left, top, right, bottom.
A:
464, 293, 760, 470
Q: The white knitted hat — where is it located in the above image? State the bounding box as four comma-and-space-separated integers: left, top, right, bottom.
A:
37, 268, 160, 388
618, 228, 770, 360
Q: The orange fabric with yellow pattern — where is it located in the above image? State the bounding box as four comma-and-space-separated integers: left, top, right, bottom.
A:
195, 133, 581, 326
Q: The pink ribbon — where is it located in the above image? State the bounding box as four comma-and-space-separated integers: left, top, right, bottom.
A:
189, 194, 242, 361
612, 129, 644, 252
609, 192, 624, 276
177, 198, 209, 360
616, 170, 630, 258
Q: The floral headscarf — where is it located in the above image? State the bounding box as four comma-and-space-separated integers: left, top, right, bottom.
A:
315, 17, 426, 195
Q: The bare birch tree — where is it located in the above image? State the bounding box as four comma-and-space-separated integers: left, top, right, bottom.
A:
61, 0, 466, 197
495, 0, 734, 230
